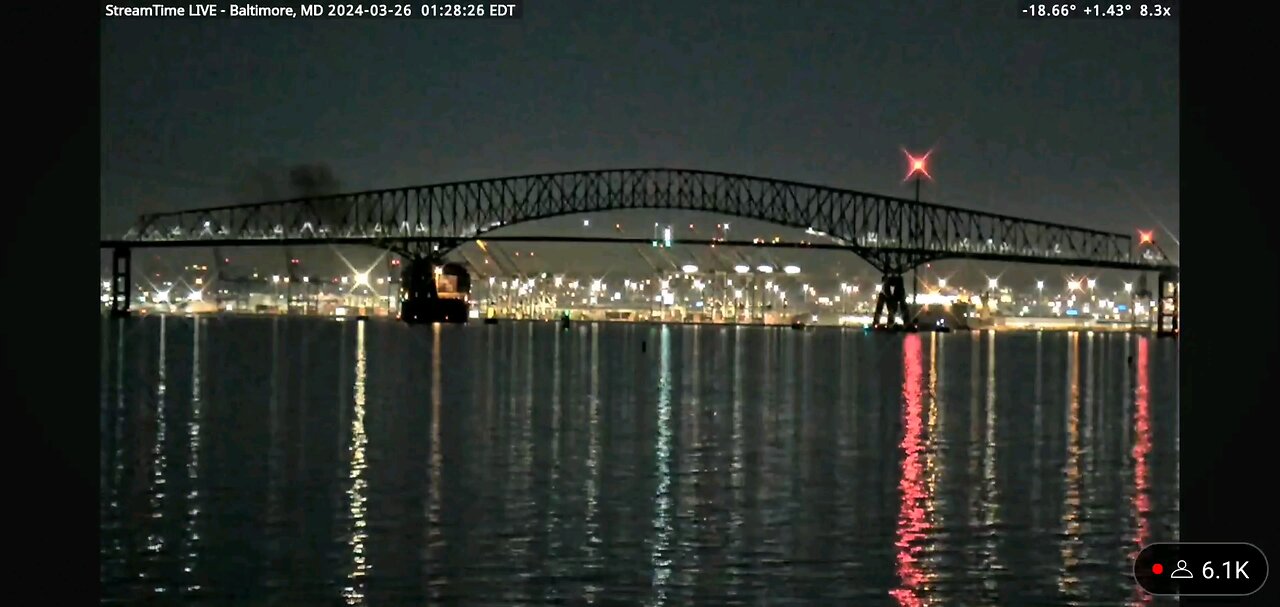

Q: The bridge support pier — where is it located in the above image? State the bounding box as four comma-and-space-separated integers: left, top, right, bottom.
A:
399, 257, 470, 324
872, 273, 912, 329
1156, 271, 1179, 337
110, 247, 131, 317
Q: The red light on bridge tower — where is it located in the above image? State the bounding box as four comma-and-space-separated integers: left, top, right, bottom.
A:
902, 148, 933, 202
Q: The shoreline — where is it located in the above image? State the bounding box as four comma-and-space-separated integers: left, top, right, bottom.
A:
105, 310, 1160, 334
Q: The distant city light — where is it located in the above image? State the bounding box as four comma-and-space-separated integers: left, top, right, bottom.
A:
1124, 282, 1133, 292
354, 271, 370, 286
188, 290, 202, 302
583, 219, 590, 227
987, 278, 999, 289
783, 265, 801, 274
1087, 278, 1097, 290
1068, 279, 1082, 291
1036, 280, 1044, 290
272, 275, 280, 283
938, 278, 947, 288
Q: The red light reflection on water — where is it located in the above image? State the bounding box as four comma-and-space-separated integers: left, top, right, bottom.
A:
890, 335, 930, 607
1129, 337, 1153, 606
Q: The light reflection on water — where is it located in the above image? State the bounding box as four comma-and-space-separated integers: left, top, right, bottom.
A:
100, 317, 1179, 606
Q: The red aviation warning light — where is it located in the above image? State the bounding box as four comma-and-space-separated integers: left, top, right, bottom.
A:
1139, 230, 1154, 245
902, 148, 933, 182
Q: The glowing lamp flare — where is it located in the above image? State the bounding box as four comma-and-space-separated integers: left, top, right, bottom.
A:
1138, 230, 1154, 245
902, 148, 933, 181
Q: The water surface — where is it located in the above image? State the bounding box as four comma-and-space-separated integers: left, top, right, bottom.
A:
100, 317, 1179, 605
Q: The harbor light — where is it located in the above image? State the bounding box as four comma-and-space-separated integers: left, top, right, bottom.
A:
756, 265, 774, 273
681, 264, 699, 273
734, 265, 751, 274
783, 265, 801, 274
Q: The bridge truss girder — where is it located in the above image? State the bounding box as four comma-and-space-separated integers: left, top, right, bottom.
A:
120, 168, 1165, 269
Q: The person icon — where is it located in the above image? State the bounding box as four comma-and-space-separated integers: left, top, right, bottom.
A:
1171, 560, 1193, 579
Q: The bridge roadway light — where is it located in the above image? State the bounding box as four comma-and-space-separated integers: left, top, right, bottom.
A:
734, 265, 751, 274
783, 265, 801, 274
757, 265, 774, 273
681, 264, 699, 273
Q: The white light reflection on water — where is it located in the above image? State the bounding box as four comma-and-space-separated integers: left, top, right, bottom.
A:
342, 321, 368, 605
146, 315, 169, 595
584, 323, 603, 600
181, 318, 203, 594
649, 325, 674, 606
1059, 333, 1084, 595
107, 319, 127, 580
978, 329, 1004, 598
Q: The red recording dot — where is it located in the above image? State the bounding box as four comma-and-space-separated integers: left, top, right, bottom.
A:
1152, 563, 1164, 575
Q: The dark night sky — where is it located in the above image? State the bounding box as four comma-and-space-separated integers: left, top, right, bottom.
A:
101, 1, 1178, 279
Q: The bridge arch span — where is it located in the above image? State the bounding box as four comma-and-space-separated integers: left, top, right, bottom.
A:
124, 167, 1145, 275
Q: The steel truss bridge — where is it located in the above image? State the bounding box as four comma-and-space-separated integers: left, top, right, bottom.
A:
102, 168, 1177, 328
